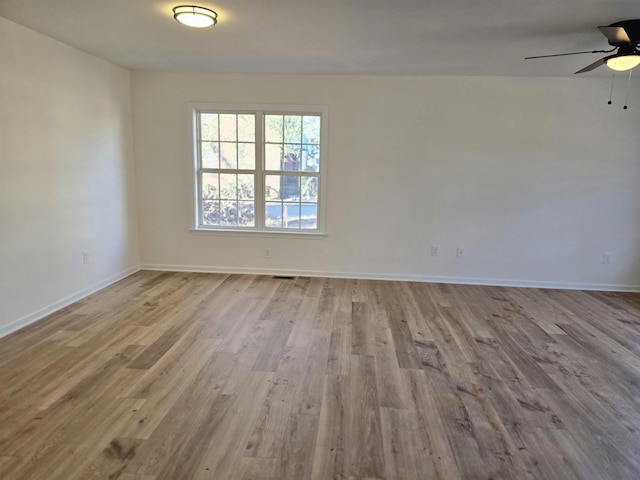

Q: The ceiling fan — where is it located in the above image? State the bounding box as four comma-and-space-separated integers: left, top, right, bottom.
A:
526, 20, 640, 74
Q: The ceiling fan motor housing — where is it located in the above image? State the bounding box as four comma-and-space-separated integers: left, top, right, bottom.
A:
605, 20, 640, 47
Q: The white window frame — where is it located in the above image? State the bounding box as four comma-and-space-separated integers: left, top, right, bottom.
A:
190, 103, 328, 236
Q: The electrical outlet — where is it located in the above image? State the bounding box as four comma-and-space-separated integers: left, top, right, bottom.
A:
263, 249, 271, 259
431, 245, 440, 257
603, 252, 613, 264
456, 247, 465, 259
82, 251, 89, 265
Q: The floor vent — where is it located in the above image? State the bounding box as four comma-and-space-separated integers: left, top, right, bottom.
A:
272, 276, 296, 280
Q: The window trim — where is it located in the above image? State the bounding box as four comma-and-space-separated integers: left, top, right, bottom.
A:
189, 103, 328, 235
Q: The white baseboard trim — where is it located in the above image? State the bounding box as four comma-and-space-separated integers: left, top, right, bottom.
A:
0, 265, 142, 340
141, 263, 640, 292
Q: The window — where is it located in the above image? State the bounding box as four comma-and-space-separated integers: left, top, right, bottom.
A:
193, 105, 326, 234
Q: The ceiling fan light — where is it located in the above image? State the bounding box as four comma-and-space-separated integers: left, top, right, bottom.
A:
173, 5, 217, 28
606, 55, 640, 71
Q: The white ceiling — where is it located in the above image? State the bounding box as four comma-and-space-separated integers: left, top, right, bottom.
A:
1, 0, 640, 76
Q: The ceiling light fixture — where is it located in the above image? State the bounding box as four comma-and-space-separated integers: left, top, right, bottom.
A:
605, 54, 640, 71
173, 5, 217, 28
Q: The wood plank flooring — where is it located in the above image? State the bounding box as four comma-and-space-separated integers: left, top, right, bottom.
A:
1, 271, 640, 479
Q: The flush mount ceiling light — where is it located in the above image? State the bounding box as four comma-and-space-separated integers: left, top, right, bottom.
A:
173, 5, 217, 28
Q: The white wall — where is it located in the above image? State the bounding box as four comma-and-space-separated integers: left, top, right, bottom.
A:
0, 17, 140, 336
132, 71, 640, 290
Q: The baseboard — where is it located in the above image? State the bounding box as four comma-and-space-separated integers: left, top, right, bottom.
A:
141, 263, 640, 292
0, 265, 142, 340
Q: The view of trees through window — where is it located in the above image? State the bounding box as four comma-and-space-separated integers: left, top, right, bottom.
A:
197, 110, 322, 230
200, 113, 256, 227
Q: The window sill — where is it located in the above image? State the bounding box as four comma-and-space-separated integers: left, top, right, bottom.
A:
190, 228, 327, 239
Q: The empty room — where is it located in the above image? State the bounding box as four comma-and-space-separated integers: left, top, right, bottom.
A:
1, 1, 640, 479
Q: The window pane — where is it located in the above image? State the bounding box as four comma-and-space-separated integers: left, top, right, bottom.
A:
238, 201, 255, 227
201, 141, 219, 169
201, 113, 219, 141
238, 143, 255, 170
281, 175, 300, 202
220, 114, 237, 141
265, 144, 282, 171
301, 176, 318, 201
283, 204, 301, 229
238, 114, 255, 142
265, 202, 283, 228
238, 174, 254, 200
284, 115, 302, 143
302, 116, 320, 144
265, 175, 281, 200
220, 200, 238, 226
302, 145, 320, 172
282, 146, 301, 172
266, 175, 303, 202
202, 200, 220, 225
219, 142, 237, 170
265, 115, 283, 143
220, 174, 237, 200
202, 173, 219, 200
300, 204, 318, 229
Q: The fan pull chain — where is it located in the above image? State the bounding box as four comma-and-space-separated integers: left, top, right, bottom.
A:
608, 72, 615, 105
623, 69, 632, 110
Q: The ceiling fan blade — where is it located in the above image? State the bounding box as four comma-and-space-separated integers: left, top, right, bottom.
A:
574, 57, 606, 74
525, 50, 609, 59
598, 26, 631, 45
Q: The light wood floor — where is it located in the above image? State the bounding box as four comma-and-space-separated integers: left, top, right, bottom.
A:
1, 271, 640, 479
